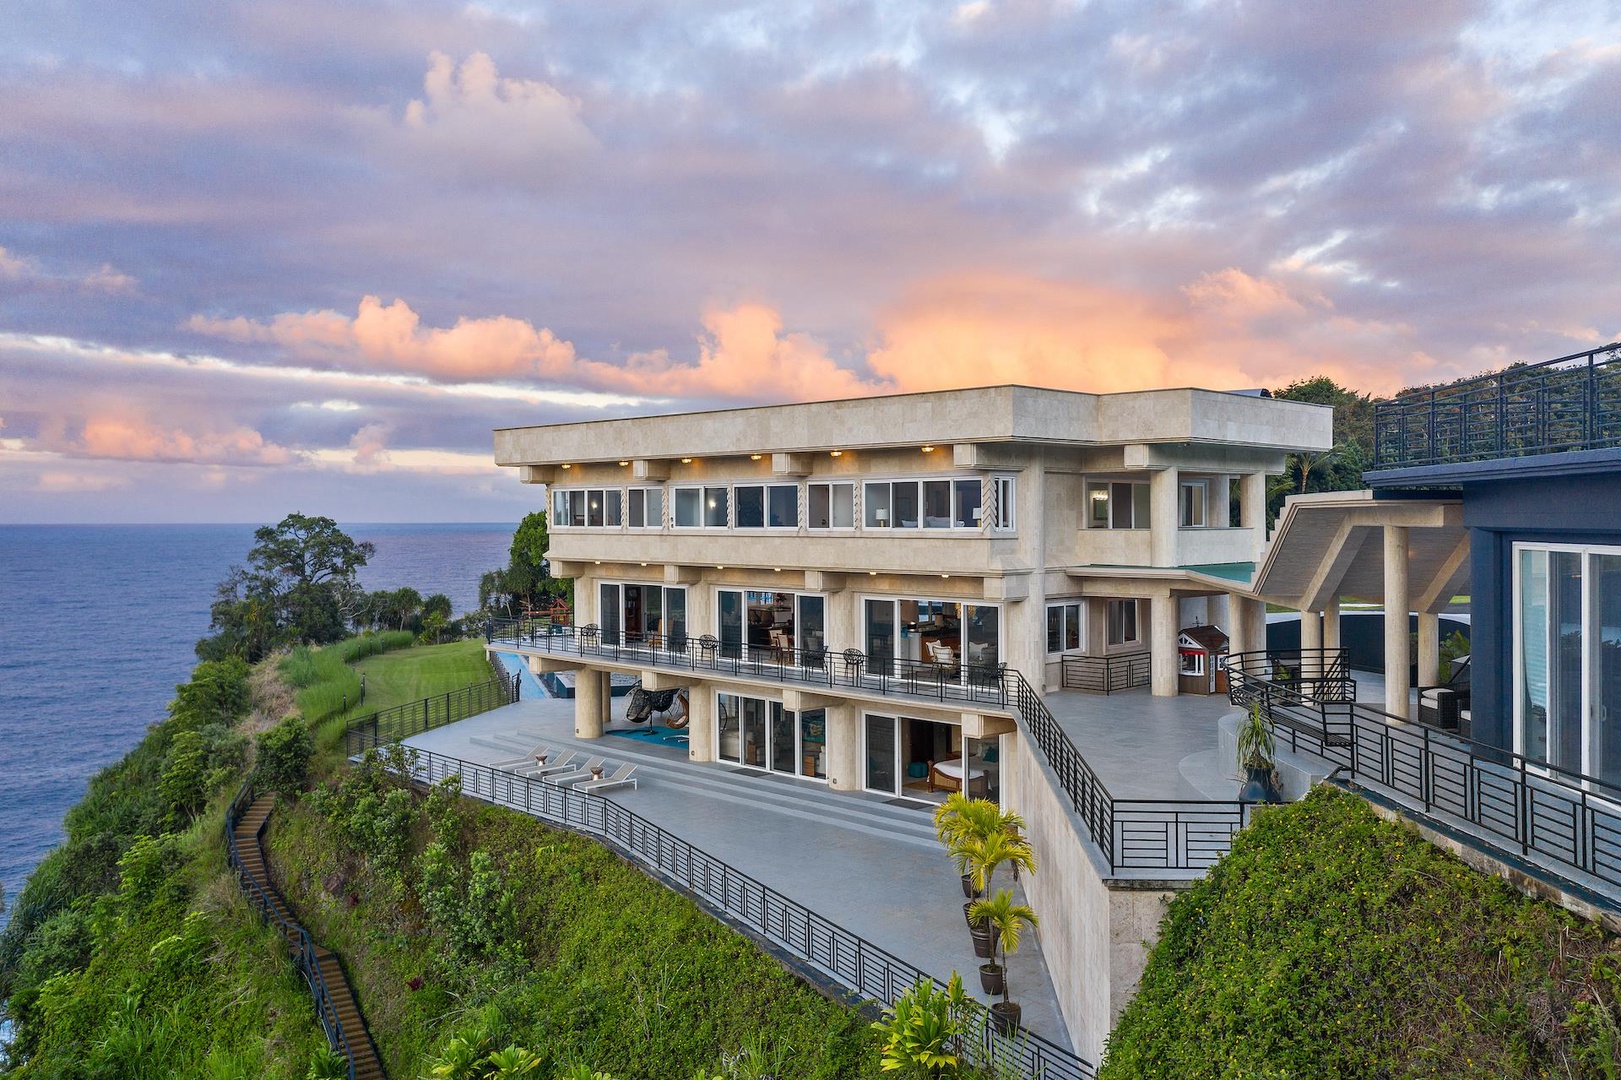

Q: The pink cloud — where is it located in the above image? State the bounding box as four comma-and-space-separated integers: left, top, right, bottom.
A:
72, 417, 295, 466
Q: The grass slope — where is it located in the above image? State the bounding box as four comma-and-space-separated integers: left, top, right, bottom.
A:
1100, 787, 1621, 1080
267, 763, 879, 1079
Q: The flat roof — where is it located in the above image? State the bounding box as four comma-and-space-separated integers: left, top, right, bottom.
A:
494, 384, 1333, 467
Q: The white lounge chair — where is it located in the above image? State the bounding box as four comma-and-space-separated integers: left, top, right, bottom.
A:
546, 757, 607, 785
580, 762, 638, 794
520, 750, 579, 778
491, 743, 555, 770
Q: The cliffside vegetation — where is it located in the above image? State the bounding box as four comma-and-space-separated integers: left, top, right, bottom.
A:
1100, 787, 1621, 1079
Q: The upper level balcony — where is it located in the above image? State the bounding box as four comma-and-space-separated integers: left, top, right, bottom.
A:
1371, 342, 1621, 475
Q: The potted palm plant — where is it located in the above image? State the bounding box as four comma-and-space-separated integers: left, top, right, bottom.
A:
933, 794, 1026, 899
968, 889, 1038, 1035
1236, 697, 1280, 803
956, 829, 1036, 958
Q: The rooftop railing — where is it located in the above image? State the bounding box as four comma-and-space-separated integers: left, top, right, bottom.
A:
1372, 341, 1621, 470
1227, 649, 1621, 907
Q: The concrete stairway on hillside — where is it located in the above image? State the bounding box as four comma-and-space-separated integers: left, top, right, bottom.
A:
232, 795, 387, 1080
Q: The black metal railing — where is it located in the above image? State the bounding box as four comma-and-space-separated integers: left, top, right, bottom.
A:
345, 672, 520, 756
387, 747, 1094, 1080
1011, 674, 1255, 873
486, 618, 1013, 709
1373, 341, 1621, 469
1227, 650, 1621, 904
1060, 652, 1151, 694
491, 616, 1255, 876
225, 785, 362, 1080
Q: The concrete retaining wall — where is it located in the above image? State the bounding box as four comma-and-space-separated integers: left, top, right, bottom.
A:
1003, 729, 1182, 1063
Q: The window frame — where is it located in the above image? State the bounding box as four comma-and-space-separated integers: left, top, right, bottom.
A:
1106, 598, 1141, 646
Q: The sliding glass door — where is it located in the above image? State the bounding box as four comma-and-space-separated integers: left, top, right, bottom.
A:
1516, 543, 1621, 787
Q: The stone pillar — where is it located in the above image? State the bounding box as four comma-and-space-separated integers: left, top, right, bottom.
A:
1230, 595, 1266, 656
1299, 609, 1322, 681
1322, 597, 1341, 653
825, 704, 863, 792
686, 685, 714, 763
1383, 526, 1411, 718
1208, 593, 1231, 635
1417, 611, 1440, 689
1242, 471, 1269, 537
1150, 591, 1179, 697
1150, 467, 1180, 566
575, 668, 608, 739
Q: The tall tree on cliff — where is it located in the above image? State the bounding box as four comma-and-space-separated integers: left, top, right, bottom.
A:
198, 513, 375, 661
480, 511, 570, 619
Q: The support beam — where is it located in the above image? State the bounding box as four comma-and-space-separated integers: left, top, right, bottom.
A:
1323, 597, 1341, 652
1301, 520, 1369, 612
1242, 472, 1269, 533
825, 705, 862, 792
1150, 592, 1179, 696
1417, 612, 1440, 689
1300, 609, 1322, 680
575, 669, 608, 739
632, 459, 670, 481
686, 688, 714, 763
1383, 526, 1411, 719
1415, 532, 1472, 614
771, 452, 813, 477
1150, 467, 1179, 567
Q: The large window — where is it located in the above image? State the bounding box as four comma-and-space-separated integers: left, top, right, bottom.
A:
674, 486, 729, 528
735, 484, 799, 528
1088, 481, 1150, 529
1516, 544, 1621, 786
863, 597, 1001, 681
808, 482, 855, 529
717, 589, 825, 665
598, 582, 687, 647
1179, 480, 1207, 528
1106, 599, 1140, 646
627, 487, 663, 529
1047, 602, 1083, 654
716, 692, 825, 780
865, 479, 981, 530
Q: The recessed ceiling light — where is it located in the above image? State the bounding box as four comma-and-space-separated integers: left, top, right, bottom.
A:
922, 445, 935, 452
750, 453, 763, 460
830, 450, 843, 457
560, 463, 572, 469
619, 460, 629, 466
681, 457, 693, 464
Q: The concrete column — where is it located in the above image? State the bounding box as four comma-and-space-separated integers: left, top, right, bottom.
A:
1299, 609, 1322, 681
1150, 467, 1180, 566
686, 686, 714, 763
1242, 471, 1269, 536
575, 668, 608, 739
1209, 593, 1231, 636
825, 704, 863, 791
1383, 526, 1411, 718
1417, 611, 1440, 688
1150, 592, 1179, 697
1230, 596, 1266, 656
1322, 597, 1341, 653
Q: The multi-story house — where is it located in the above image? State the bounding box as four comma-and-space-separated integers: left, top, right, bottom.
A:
492, 385, 1329, 803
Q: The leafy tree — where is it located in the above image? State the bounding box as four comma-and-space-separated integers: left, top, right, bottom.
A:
1267, 377, 1376, 523
479, 511, 570, 618
253, 715, 314, 796
198, 513, 375, 660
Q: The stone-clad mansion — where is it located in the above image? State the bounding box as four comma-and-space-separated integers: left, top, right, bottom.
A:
494, 386, 1329, 797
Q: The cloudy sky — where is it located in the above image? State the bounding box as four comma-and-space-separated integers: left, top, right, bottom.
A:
2, 0, 1618, 522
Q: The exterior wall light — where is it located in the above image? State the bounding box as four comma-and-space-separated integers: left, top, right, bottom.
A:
922, 445, 935, 452
619, 460, 629, 466
830, 450, 844, 457
681, 457, 694, 464
941, 573, 950, 578
561, 463, 572, 469
869, 571, 878, 576
750, 453, 763, 460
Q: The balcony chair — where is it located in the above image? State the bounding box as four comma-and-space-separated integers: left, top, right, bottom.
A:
580, 762, 638, 794
545, 756, 607, 785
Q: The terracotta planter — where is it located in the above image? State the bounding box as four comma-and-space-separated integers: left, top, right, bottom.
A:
979, 963, 1005, 996
990, 1001, 1022, 1037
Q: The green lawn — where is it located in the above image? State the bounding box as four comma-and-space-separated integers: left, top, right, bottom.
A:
349, 637, 494, 716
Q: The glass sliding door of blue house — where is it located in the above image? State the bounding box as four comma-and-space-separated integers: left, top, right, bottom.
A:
1515, 543, 1621, 787
715, 589, 826, 664
716, 691, 827, 780
863, 597, 1001, 681
598, 581, 688, 649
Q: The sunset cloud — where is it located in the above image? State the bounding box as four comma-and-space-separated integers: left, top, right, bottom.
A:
71, 417, 296, 467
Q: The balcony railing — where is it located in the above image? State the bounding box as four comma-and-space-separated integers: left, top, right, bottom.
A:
1060, 652, 1151, 694
1227, 649, 1621, 907
486, 617, 1015, 709
1372, 341, 1621, 470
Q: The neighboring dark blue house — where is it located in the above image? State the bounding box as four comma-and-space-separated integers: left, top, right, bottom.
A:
1365, 342, 1621, 787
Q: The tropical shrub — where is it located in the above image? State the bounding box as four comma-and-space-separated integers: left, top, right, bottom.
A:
255, 713, 315, 796
871, 974, 971, 1078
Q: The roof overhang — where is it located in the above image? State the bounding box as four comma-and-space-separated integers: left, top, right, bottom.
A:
1251, 490, 1469, 611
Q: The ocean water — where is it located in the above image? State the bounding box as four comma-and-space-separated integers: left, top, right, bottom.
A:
0, 522, 515, 928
